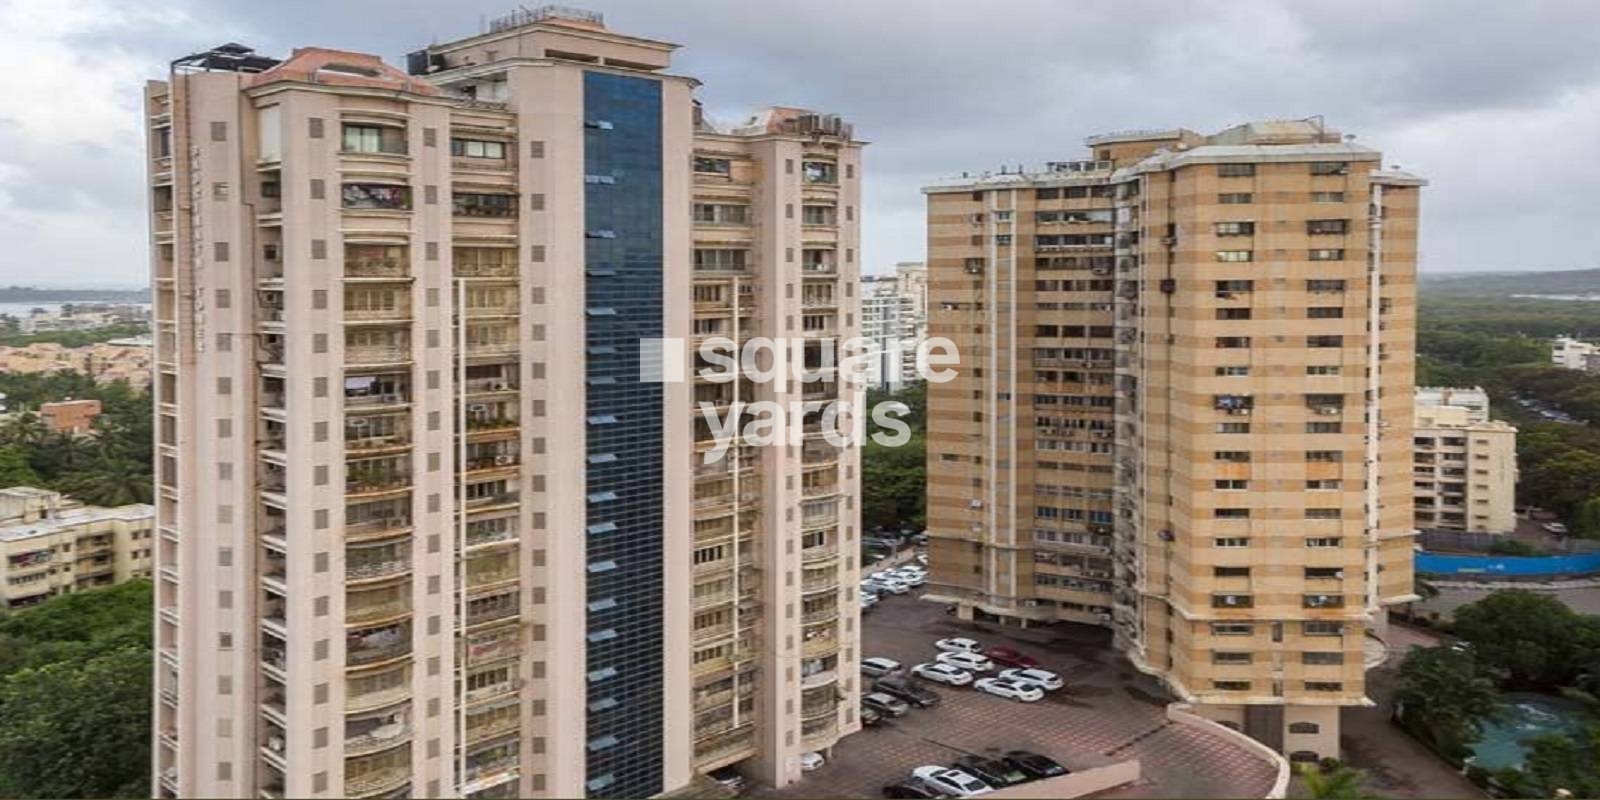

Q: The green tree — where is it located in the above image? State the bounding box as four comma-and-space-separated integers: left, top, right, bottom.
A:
0, 647, 151, 798
1452, 589, 1588, 687
1518, 725, 1600, 799
1394, 646, 1500, 760
1573, 496, 1600, 540
1297, 762, 1371, 800
0, 446, 41, 486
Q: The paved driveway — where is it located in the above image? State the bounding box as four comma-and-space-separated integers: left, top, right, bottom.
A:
759, 592, 1278, 799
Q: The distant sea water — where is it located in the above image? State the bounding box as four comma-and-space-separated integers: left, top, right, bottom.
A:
0, 301, 150, 318
1511, 293, 1600, 301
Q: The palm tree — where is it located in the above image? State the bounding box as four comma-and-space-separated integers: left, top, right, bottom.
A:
1298, 762, 1371, 800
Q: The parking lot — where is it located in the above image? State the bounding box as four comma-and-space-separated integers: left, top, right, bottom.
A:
760, 588, 1280, 799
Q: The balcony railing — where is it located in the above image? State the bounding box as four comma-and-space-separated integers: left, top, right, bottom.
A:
345, 517, 411, 538
345, 345, 411, 365
347, 596, 412, 624
345, 721, 411, 756
348, 639, 411, 667
465, 492, 519, 510
345, 767, 410, 798
345, 259, 408, 279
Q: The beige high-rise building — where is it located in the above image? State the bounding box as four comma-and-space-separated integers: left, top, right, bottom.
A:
1413, 387, 1517, 533
0, 486, 154, 609
145, 8, 860, 799
922, 119, 1421, 763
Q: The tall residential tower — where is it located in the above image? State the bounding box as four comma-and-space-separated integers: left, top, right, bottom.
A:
146, 9, 861, 799
922, 120, 1420, 763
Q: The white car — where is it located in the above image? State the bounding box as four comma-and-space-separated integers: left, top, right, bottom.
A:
800, 751, 826, 772
897, 572, 928, 587
861, 657, 903, 678
870, 570, 897, 582
911, 662, 974, 686
974, 677, 1044, 702
1000, 667, 1064, 691
860, 592, 880, 609
936, 651, 994, 672
875, 579, 911, 595
912, 766, 993, 797
935, 637, 982, 654
916, 554, 929, 565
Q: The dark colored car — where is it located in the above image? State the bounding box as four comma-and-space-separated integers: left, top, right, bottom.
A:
1002, 750, 1070, 780
953, 755, 1026, 787
874, 676, 942, 708
882, 779, 943, 799
984, 646, 1040, 669
862, 691, 911, 717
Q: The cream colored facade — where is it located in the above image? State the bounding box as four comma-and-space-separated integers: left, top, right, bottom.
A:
1552, 336, 1600, 372
1414, 388, 1517, 533
922, 120, 1421, 764
147, 10, 859, 800
689, 108, 864, 782
0, 486, 153, 608
0, 340, 154, 388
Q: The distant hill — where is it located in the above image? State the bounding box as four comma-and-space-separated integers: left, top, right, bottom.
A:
0, 286, 149, 303
1422, 268, 1600, 298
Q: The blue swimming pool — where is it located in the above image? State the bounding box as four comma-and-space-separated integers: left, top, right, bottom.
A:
1468, 692, 1593, 771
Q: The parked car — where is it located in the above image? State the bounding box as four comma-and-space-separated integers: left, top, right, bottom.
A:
999, 667, 1064, 691
1000, 750, 1069, 780
936, 651, 994, 672
911, 766, 993, 798
935, 637, 983, 654
974, 677, 1044, 702
896, 571, 928, 587
861, 592, 880, 610
708, 767, 747, 793
916, 553, 929, 566
911, 662, 975, 686
876, 578, 912, 595
1544, 522, 1570, 535
862, 657, 903, 678
874, 676, 942, 708
952, 755, 1027, 788
861, 704, 883, 727
984, 646, 1039, 669
862, 691, 911, 717
800, 751, 826, 771
882, 779, 944, 799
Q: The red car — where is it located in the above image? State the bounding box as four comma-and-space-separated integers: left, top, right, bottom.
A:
985, 646, 1039, 669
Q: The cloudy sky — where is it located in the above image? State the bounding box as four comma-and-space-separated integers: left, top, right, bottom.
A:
2, 0, 1597, 286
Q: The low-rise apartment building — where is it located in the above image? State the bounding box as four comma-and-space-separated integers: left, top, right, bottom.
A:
1414, 387, 1517, 533
0, 486, 155, 609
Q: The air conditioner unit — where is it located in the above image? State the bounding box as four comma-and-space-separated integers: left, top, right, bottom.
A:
969, 499, 983, 509
494, 455, 514, 466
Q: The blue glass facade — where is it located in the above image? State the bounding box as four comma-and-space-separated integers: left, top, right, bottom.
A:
581, 70, 665, 797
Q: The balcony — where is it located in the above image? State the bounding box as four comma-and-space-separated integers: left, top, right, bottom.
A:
465, 491, 519, 510
464, 377, 518, 395
347, 623, 412, 667
801, 570, 839, 595
801, 716, 839, 748
345, 516, 412, 541
347, 594, 412, 625
344, 258, 409, 280
802, 633, 839, 658
344, 305, 412, 323
345, 767, 410, 798
345, 718, 411, 756
801, 543, 839, 564
344, 344, 412, 366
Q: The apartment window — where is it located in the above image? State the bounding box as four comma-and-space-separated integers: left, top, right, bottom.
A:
1305, 537, 1343, 548
802, 161, 837, 184
1304, 621, 1344, 636
1212, 594, 1253, 608
1215, 537, 1251, 548
1307, 365, 1341, 376
1305, 681, 1345, 692
1305, 508, 1342, 520
1215, 337, 1251, 349
1303, 593, 1345, 608
1306, 422, 1341, 434
1213, 651, 1253, 664
1214, 221, 1255, 236
1215, 280, 1253, 296
801, 205, 837, 225
693, 156, 732, 175
995, 234, 1013, 246
1309, 162, 1349, 175
1306, 567, 1344, 580
1215, 250, 1253, 262
341, 124, 406, 155
1216, 308, 1251, 321
1307, 279, 1347, 293
1211, 623, 1253, 636
450, 138, 507, 159
1217, 163, 1256, 178
1307, 306, 1344, 318
1303, 651, 1345, 666
1311, 191, 1345, 203
1214, 566, 1251, 577
1307, 450, 1343, 463
1218, 192, 1253, 204
341, 183, 411, 211
1214, 508, 1250, 519
693, 203, 750, 224
1308, 335, 1344, 348
693, 249, 748, 271
1213, 681, 1252, 691
1306, 479, 1342, 490
1307, 219, 1349, 235
1216, 422, 1250, 434
453, 193, 517, 218
1214, 450, 1250, 463
1215, 480, 1248, 490
1216, 366, 1250, 377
